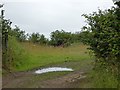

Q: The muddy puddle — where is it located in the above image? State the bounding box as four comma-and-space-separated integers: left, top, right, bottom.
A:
35, 67, 73, 74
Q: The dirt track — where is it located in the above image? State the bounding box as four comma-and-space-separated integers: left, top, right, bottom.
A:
2, 61, 93, 88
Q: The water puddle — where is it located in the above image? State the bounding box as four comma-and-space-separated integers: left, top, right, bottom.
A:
35, 67, 73, 74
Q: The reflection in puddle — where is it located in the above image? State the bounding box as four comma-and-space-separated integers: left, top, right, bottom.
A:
35, 67, 73, 74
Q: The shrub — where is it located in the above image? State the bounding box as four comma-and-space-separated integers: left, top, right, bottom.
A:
82, 7, 120, 88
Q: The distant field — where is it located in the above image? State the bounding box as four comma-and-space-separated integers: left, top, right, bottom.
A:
16, 42, 92, 71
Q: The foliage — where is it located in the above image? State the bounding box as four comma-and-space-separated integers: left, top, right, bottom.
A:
76, 30, 92, 44
49, 30, 93, 47
82, 7, 120, 87
28, 33, 48, 45
1, 9, 12, 70
28, 32, 40, 43
9, 25, 27, 42
39, 34, 48, 45
50, 30, 73, 47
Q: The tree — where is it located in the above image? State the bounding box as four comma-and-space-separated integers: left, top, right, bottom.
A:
50, 30, 72, 47
28, 32, 40, 43
9, 25, 27, 42
82, 7, 120, 86
39, 34, 47, 45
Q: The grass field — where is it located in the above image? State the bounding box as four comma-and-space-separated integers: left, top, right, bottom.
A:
16, 42, 92, 71
3, 42, 94, 88
3, 40, 118, 88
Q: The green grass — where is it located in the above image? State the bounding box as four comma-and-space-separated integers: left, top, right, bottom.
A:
15, 42, 92, 71
88, 69, 118, 88
4, 38, 118, 88
6, 36, 29, 71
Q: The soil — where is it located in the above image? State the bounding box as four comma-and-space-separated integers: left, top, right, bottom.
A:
2, 62, 93, 88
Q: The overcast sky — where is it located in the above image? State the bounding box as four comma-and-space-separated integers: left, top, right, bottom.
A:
1, 0, 114, 38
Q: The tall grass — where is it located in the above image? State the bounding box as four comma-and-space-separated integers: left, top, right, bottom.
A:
15, 42, 91, 71
6, 36, 29, 71
88, 65, 118, 88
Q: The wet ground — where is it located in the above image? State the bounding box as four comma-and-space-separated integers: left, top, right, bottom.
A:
2, 61, 93, 88
35, 67, 73, 74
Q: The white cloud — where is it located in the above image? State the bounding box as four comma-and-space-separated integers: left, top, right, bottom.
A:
1, 0, 114, 38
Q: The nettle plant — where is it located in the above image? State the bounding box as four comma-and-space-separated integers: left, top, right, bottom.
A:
82, 7, 120, 74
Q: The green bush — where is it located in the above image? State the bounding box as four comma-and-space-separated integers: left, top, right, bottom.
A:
82, 7, 120, 88
50, 30, 73, 47
82, 7, 120, 73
